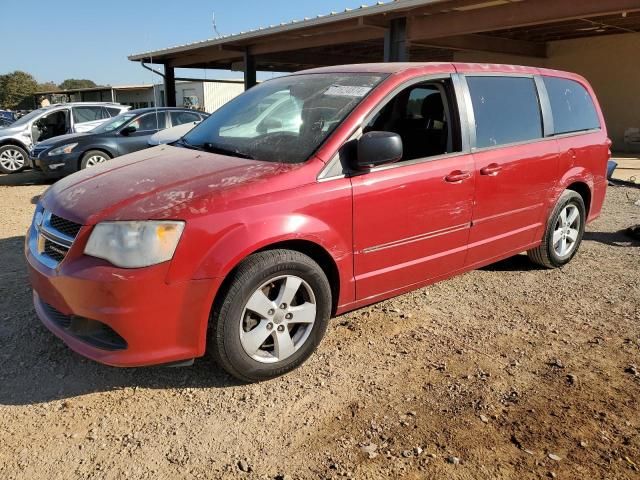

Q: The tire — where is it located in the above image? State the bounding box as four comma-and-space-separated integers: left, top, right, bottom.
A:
210, 249, 331, 382
528, 190, 586, 268
80, 150, 110, 170
0, 145, 28, 174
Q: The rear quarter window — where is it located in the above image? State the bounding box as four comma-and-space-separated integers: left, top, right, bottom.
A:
543, 76, 600, 135
467, 76, 543, 148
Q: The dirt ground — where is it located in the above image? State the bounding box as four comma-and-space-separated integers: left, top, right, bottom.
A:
0, 170, 639, 480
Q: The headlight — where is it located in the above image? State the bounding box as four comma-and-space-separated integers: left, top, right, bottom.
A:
84, 221, 185, 268
48, 143, 78, 156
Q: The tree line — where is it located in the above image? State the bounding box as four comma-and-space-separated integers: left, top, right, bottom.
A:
0, 71, 101, 110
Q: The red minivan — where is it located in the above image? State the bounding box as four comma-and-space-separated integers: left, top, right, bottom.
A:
26, 63, 609, 381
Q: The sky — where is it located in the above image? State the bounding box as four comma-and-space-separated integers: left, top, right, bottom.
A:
0, 0, 378, 86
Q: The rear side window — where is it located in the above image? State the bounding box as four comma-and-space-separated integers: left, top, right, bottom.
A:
170, 111, 201, 126
467, 76, 542, 148
130, 112, 167, 131
72, 106, 107, 123
106, 107, 123, 117
543, 77, 600, 135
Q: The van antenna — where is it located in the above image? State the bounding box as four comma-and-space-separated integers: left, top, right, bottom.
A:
212, 12, 222, 38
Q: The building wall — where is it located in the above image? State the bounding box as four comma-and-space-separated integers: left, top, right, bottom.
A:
453, 32, 640, 151
157, 80, 244, 113
203, 81, 244, 112
114, 88, 157, 109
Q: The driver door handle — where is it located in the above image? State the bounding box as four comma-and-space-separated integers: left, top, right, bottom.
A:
445, 170, 471, 183
480, 163, 502, 176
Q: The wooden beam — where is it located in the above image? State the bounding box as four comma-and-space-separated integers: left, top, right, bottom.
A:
244, 49, 256, 90
412, 34, 547, 58
167, 46, 241, 68
163, 66, 176, 107
259, 51, 376, 67
249, 28, 384, 55
408, 0, 640, 40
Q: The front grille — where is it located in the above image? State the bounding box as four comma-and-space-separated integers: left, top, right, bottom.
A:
41, 302, 127, 351
49, 214, 82, 239
43, 239, 68, 262
32, 211, 83, 267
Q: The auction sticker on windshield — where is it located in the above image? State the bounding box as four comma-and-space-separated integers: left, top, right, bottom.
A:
324, 85, 372, 97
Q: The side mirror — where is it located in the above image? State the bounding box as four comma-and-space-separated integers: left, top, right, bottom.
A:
354, 131, 403, 170
120, 124, 137, 136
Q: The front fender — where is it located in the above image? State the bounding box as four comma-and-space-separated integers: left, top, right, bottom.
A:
170, 212, 351, 280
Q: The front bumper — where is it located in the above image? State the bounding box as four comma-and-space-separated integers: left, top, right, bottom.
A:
34, 152, 80, 177
25, 226, 221, 367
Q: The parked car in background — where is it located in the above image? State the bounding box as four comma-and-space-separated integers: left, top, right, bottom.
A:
26, 63, 609, 382
0, 117, 14, 128
0, 110, 17, 123
31, 108, 208, 177
147, 119, 203, 146
0, 103, 130, 174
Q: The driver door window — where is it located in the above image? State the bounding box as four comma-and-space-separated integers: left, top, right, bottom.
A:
33, 110, 70, 142
363, 80, 460, 162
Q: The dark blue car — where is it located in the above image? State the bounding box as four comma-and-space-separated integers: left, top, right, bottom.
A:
32, 107, 207, 177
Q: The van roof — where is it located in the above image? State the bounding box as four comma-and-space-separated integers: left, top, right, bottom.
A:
296, 62, 585, 82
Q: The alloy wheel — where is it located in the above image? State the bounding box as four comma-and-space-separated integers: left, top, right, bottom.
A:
239, 275, 317, 363
85, 154, 108, 167
0, 148, 26, 172
552, 204, 581, 258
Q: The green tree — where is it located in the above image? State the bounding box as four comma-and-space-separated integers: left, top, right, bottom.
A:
37, 81, 58, 92
0, 71, 39, 109
59, 79, 98, 90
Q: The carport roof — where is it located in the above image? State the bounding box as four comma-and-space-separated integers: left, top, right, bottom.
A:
128, 0, 640, 72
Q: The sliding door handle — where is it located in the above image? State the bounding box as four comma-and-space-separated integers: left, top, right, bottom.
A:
445, 170, 471, 183
480, 163, 502, 176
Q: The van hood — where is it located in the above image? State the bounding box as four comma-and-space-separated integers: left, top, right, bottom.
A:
41, 145, 291, 225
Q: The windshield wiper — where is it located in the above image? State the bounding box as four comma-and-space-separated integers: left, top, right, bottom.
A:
174, 137, 205, 151
201, 142, 254, 159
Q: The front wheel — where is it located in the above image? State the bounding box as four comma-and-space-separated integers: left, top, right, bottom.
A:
528, 190, 586, 268
80, 150, 110, 170
210, 250, 331, 382
0, 145, 28, 174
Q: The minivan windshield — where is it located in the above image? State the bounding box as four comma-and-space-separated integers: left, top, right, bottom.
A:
92, 112, 137, 133
181, 73, 385, 163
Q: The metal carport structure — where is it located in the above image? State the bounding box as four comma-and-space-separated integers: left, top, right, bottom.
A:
129, 0, 640, 149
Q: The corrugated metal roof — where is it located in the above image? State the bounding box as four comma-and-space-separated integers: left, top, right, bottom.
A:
128, 0, 446, 61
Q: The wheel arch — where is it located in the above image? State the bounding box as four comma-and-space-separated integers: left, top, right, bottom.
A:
0, 138, 29, 151
213, 238, 341, 319
565, 181, 592, 217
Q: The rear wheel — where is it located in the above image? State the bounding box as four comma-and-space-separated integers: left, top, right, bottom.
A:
528, 190, 586, 268
0, 145, 28, 174
210, 250, 331, 382
80, 150, 110, 170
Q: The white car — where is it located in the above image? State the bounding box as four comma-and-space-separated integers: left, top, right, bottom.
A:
0, 102, 130, 174
148, 120, 202, 146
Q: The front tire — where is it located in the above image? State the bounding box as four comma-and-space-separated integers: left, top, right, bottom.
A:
210, 250, 331, 382
80, 150, 110, 170
0, 145, 28, 174
528, 190, 586, 268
